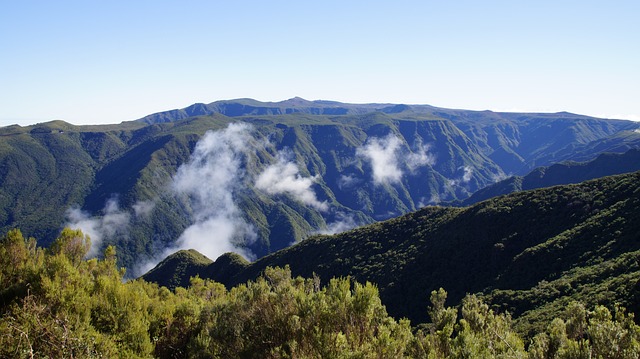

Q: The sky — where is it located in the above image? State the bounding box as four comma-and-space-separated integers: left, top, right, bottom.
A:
1, 1, 639, 126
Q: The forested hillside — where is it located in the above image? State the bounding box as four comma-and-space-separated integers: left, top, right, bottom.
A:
145, 171, 640, 337
0, 98, 638, 272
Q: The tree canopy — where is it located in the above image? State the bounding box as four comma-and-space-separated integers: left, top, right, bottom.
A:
1, 228, 639, 358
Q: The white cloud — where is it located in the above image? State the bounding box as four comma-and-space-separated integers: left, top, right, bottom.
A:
167, 122, 257, 261
65, 207, 102, 256
134, 260, 157, 278
357, 135, 436, 185
491, 172, 508, 183
255, 151, 328, 211
65, 197, 131, 258
356, 134, 403, 185
462, 166, 473, 182
406, 142, 436, 172
337, 174, 361, 190
132, 200, 155, 219
175, 217, 252, 258
417, 193, 441, 207
317, 212, 359, 235
448, 165, 474, 187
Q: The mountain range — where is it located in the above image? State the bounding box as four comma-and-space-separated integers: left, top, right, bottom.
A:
0, 98, 639, 273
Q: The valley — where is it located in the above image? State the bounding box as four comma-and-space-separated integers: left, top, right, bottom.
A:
0, 98, 638, 272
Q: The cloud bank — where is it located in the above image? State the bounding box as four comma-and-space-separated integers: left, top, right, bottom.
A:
167, 122, 257, 262
255, 151, 328, 211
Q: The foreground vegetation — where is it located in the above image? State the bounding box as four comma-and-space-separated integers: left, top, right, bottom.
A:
2, 229, 639, 358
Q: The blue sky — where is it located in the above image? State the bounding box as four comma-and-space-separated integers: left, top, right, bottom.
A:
1, 1, 639, 126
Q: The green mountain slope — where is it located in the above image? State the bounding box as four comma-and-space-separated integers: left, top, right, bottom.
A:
139, 98, 639, 175
461, 148, 640, 205
144, 171, 640, 335
0, 122, 143, 241
141, 249, 213, 290
0, 99, 638, 272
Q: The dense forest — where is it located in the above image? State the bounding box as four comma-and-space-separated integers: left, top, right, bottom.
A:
1, 228, 639, 358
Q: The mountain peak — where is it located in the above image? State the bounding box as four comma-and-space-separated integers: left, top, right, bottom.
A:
283, 96, 311, 105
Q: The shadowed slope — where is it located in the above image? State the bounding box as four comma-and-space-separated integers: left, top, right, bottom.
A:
144, 171, 640, 335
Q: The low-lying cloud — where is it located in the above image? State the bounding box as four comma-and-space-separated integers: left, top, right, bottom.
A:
65, 197, 131, 258
255, 151, 328, 211
357, 135, 436, 185
337, 174, 361, 190
317, 212, 359, 235
448, 166, 474, 187
167, 122, 256, 261
462, 166, 473, 182
66, 126, 448, 274
356, 135, 403, 185
132, 200, 155, 219
407, 142, 436, 172
136, 123, 338, 274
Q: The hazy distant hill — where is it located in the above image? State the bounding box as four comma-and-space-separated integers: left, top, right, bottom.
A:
144, 171, 640, 336
136, 97, 389, 123
0, 98, 638, 271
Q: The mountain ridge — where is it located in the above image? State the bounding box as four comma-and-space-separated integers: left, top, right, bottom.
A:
136, 97, 393, 124
136, 97, 628, 126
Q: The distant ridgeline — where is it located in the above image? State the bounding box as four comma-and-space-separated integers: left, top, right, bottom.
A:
144, 171, 640, 338
0, 98, 639, 272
